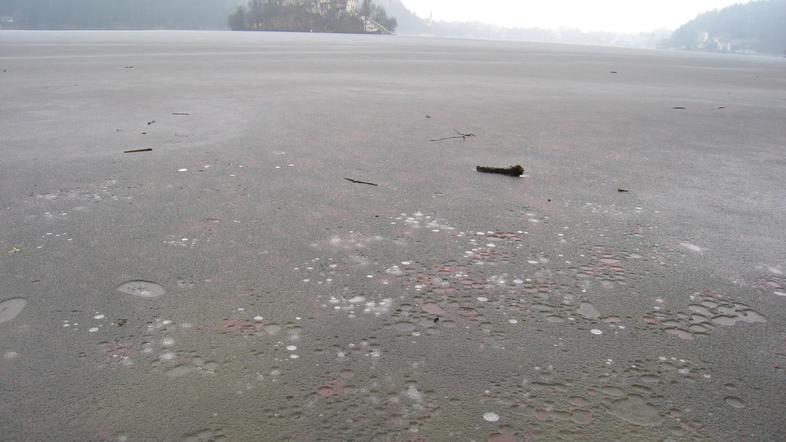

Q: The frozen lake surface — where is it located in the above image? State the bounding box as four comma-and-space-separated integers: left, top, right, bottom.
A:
1, 30, 786, 441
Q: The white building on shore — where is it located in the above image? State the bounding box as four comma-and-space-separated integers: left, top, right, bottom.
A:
346, 0, 359, 15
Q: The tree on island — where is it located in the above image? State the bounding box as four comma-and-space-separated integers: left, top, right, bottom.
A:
228, 5, 247, 30
368, 2, 396, 32
228, 0, 396, 33
360, 0, 371, 17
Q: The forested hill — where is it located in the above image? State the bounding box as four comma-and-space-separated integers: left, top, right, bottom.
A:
373, 0, 426, 33
0, 0, 244, 30
669, 0, 786, 54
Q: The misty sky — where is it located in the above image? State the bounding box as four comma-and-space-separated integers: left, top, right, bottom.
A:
399, 0, 751, 33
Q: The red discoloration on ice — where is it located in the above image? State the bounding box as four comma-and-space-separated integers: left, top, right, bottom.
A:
219, 318, 262, 335
421, 302, 446, 316
317, 380, 349, 398
491, 232, 523, 241
95, 423, 113, 442
102, 343, 135, 359
641, 315, 659, 325
665, 328, 694, 341
700, 290, 722, 300
458, 306, 480, 322
681, 421, 704, 434
488, 433, 519, 442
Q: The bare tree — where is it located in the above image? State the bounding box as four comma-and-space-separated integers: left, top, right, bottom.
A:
228, 5, 247, 30
246, 0, 265, 29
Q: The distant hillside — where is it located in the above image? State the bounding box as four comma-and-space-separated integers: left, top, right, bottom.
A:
0, 0, 244, 30
669, 0, 786, 54
374, 0, 427, 33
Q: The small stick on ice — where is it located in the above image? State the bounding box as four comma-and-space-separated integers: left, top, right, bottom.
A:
476, 164, 524, 177
429, 130, 475, 142
123, 148, 153, 153
344, 178, 378, 187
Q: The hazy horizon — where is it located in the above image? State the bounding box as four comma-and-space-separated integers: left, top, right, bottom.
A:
399, 0, 753, 33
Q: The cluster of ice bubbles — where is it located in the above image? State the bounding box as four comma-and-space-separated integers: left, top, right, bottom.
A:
327, 294, 393, 318
395, 211, 455, 232
117, 280, 166, 298
645, 292, 767, 341
466, 354, 726, 441
150, 210, 769, 440
0, 298, 27, 324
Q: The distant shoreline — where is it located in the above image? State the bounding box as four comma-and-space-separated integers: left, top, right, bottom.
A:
0, 30, 782, 59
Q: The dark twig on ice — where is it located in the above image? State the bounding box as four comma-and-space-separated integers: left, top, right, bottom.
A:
476, 165, 525, 177
618, 188, 630, 193
429, 130, 476, 142
124, 148, 153, 153
344, 178, 378, 187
